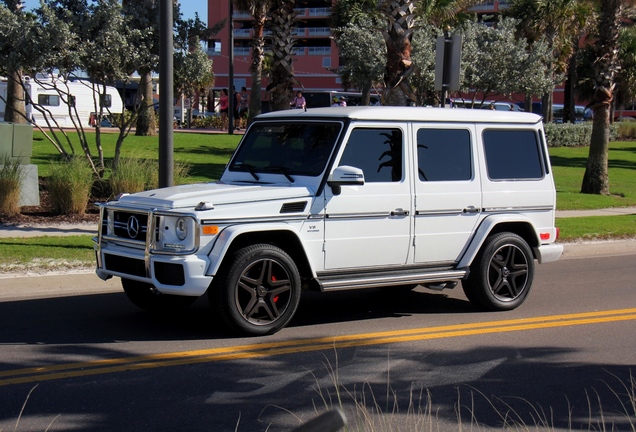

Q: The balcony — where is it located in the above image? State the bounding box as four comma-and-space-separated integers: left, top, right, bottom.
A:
234, 29, 252, 38
308, 47, 331, 55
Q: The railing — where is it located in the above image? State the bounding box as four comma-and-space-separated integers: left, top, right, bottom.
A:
234, 47, 251, 56
308, 27, 331, 37
308, 47, 331, 55
234, 29, 252, 38
309, 7, 331, 16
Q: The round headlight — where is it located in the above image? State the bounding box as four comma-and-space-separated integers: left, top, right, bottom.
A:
175, 217, 188, 240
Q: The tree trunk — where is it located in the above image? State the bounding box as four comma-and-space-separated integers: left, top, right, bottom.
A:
580, 0, 621, 195
581, 105, 610, 195
248, 7, 267, 123
3, 69, 27, 124
135, 71, 157, 136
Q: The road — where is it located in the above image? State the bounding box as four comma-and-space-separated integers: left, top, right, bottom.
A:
0, 248, 635, 431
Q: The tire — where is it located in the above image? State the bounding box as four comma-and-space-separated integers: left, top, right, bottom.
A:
462, 232, 535, 311
121, 278, 197, 312
209, 244, 301, 336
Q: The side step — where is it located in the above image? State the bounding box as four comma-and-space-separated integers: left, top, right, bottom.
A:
315, 268, 468, 292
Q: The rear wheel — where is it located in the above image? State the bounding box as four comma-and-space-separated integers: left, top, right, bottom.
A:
462, 232, 534, 311
122, 278, 197, 312
209, 244, 301, 336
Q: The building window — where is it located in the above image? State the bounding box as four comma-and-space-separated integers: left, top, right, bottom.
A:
322, 57, 331, 68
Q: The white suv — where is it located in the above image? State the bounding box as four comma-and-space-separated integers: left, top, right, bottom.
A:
94, 107, 563, 336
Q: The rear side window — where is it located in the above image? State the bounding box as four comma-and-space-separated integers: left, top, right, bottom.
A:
483, 130, 543, 180
416, 128, 472, 181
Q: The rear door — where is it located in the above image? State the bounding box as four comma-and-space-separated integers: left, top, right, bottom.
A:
412, 124, 482, 264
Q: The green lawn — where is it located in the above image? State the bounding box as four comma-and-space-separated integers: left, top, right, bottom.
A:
31, 130, 242, 183
550, 141, 636, 210
0, 235, 95, 271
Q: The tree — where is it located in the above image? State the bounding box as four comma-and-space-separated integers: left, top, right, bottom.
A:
266, 0, 298, 111
507, 0, 592, 122
333, 23, 385, 105
377, 0, 417, 106
580, 0, 633, 195
0, 0, 31, 124
458, 18, 553, 105
234, 0, 270, 123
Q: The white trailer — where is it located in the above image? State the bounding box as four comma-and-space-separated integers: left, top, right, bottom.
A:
0, 75, 123, 128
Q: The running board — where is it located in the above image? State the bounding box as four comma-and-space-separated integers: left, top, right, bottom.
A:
316, 269, 468, 292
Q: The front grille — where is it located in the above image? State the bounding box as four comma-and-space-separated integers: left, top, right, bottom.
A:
104, 253, 146, 277
154, 262, 186, 286
112, 211, 149, 241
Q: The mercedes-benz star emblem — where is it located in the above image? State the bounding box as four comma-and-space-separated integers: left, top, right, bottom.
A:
127, 216, 140, 238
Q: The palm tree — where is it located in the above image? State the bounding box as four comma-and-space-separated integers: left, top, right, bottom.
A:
377, 0, 486, 106
266, 0, 298, 111
234, 0, 271, 123
581, 0, 635, 195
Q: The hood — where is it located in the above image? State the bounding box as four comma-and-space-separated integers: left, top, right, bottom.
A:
115, 182, 313, 210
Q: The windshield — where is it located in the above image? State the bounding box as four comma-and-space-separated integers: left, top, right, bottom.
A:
229, 122, 342, 177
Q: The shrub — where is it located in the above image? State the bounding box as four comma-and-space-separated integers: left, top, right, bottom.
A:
544, 122, 619, 147
109, 157, 191, 197
47, 157, 94, 214
0, 156, 22, 217
617, 121, 636, 140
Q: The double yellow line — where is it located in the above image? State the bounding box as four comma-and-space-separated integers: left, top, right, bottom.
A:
2, 308, 636, 387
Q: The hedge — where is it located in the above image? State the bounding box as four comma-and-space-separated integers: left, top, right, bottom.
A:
543, 122, 619, 147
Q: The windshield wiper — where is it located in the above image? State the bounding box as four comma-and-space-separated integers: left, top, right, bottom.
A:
265, 165, 295, 183
235, 163, 260, 181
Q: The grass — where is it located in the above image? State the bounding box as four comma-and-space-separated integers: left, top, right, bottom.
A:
0, 236, 95, 274
31, 130, 241, 183
557, 215, 636, 242
550, 140, 636, 210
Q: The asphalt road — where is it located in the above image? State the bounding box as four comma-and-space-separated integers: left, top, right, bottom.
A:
0, 248, 635, 431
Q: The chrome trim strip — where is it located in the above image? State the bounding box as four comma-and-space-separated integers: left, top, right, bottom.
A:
325, 212, 391, 220
200, 215, 308, 224
415, 209, 464, 216
482, 205, 554, 213
318, 269, 467, 291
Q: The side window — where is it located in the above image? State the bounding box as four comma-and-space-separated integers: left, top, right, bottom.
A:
417, 128, 472, 181
338, 128, 403, 182
483, 130, 543, 180
38, 94, 60, 106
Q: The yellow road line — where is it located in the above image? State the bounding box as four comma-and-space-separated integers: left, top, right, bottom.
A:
2, 308, 636, 386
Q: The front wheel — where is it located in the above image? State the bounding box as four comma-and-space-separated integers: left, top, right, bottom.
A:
209, 244, 301, 336
462, 232, 535, 311
122, 278, 197, 312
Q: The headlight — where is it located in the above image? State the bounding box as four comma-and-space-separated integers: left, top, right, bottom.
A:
175, 217, 188, 240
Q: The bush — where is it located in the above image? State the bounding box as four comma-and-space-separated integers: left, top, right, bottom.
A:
0, 156, 22, 217
109, 157, 191, 197
544, 122, 619, 147
47, 157, 95, 214
617, 121, 636, 140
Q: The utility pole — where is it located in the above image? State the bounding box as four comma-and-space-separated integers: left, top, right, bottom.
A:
159, 0, 174, 187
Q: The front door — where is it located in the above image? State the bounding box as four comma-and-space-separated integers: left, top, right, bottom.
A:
324, 125, 412, 270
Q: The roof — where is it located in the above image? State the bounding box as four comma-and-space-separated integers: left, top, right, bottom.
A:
256, 106, 543, 124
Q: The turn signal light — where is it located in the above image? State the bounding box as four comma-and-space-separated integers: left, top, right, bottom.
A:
201, 225, 219, 235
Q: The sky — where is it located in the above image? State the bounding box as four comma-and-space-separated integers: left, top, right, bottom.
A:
20, 1, 207, 23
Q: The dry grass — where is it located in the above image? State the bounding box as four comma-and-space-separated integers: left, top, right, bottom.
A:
47, 157, 94, 215
0, 157, 22, 217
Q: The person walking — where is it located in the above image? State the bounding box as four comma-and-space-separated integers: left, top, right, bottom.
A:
290, 91, 306, 109
237, 86, 249, 129
216, 89, 229, 130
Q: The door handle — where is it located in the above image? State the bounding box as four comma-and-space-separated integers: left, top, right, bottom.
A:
391, 209, 409, 216
463, 206, 480, 214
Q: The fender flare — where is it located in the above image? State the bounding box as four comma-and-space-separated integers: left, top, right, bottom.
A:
457, 214, 540, 269
206, 223, 314, 277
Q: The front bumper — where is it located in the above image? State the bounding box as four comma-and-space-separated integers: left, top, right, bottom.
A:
95, 244, 213, 296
